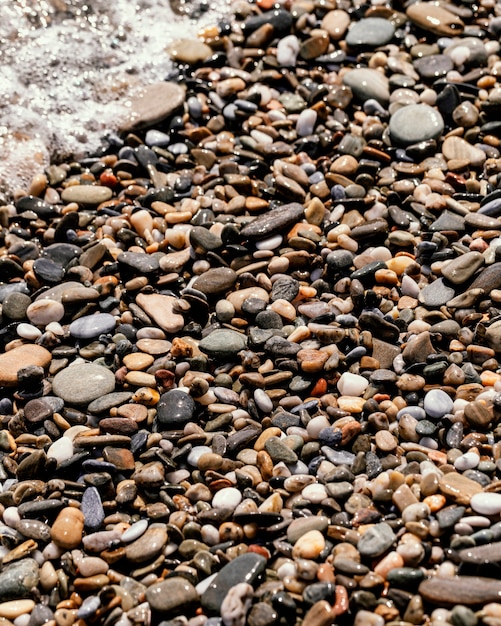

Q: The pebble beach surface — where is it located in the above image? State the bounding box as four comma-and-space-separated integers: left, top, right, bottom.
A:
4, 0, 501, 625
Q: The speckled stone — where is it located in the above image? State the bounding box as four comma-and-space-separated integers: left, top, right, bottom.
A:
52, 363, 116, 405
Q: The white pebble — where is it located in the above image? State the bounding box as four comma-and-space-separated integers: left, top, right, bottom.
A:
296, 108, 317, 137
46, 437, 74, 465
46, 321, 64, 335
301, 483, 328, 504
276, 34, 300, 67
212, 487, 242, 509
121, 519, 149, 543
454, 452, 480, 471
470, 492, 501, 515
16, 323, 42, 340
2, 507, 20, 528
254, 389, 273, 413
255, 234, 283, 250
401, 274, 420, 298
460, 515, 491, 527
337, 372, 368, 396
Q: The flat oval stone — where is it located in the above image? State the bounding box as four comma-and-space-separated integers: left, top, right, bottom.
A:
0, 345, 51, 387
125, 526, 168, 563
146, 576, 199, 613
69, 313, 116, 339
470, 492, 501, 515
240, 202, 304, 240
124, 82, 186, 130
419, 576, 501, 605
424, 389, 454, 418
343, 68, 390, 105
192, 268, 237, 296
389, 104, 444, 146
199, 329, 247, 359
439, 472, 483, 505
168, 38, 212, 64
406, 2, 464, 36
442, 136, 486, 167
52, 363, 116, 405
61, 185, 113, 205
346, 17, 395, 48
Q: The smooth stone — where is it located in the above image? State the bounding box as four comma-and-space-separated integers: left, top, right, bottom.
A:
337, 372, 369, 396
199, 329, 247, 359
442, 136, 486, 167
168, 38, 212, 64
146, 576, 199, 613
441, 251, 484, 285
470, 493, 501, 516
406, 3, 464, 36
52, 363, 116, 405
118, 251, 160, 274
47, 437, 74, 465
389, 104, 444, 146
212, 487, 243, 510
192, 268, 237, 296
61, 185, 113, 205
136, 293, 184, 334
26, 299, 64, 326
0, 559, 39, 601
69, 313, 116, 339
423, 389, 454, 418
419, 576, 501, 605
240, 202, 304, 240
287, 516, 329, 544
459, 542, 501, 565
201, 554, 266, 614
346, 17, 394, 48
321, 10, 350, 40
292, 530, 326, 559
87, 392, 133, 415
0, 345, 51, 387
343, 68, 390, 105
124, 82, 186, 130
125, 526, 168, 563
470, 263, 501, 292
413, 54, 453, 79
439, 473, 483, 505
357, 522, 396, 557
2, 292, 31, 320
157, 389, 195, 427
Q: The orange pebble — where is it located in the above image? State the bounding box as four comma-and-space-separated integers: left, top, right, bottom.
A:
423, 494, 446, 512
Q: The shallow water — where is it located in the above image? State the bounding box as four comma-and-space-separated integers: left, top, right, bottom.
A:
0, 0, 230, 201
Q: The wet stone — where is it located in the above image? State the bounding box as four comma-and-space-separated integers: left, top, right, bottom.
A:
157, 389, 195, 428
199, 329, 248, 359
389, 104, 444, 146
146, 576, 199, 614
357, 522, 396, 558
0, 559, 39, 601
201, 554, 267, 614
346, 18, 395, 48
69, 313, 116, 339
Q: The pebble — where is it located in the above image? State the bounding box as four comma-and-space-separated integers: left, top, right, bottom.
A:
69, 313, 116, 339
470, 493, 501, 516
346, 18, 395, 48
52, 363, 116, 405
0, 345, 51, 387
146, 577, 199, 613
389, 104, 444, 146
343, 69, 390, 104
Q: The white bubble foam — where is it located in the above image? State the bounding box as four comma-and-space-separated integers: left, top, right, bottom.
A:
0, 0, 230, 200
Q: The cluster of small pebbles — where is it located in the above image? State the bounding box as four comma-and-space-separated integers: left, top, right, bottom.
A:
5, 0, 501, 625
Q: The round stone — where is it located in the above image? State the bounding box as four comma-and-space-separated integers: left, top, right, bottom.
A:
389, 104, 444, 146
61, 185, 113, 205
146, 577, 199, 613
343, 68, 390, 105
52, 363, 116, 405
156, 389, 196, 427
124, 82, 186, 130
423, 389, 454, 418
199, 329, 248, 359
